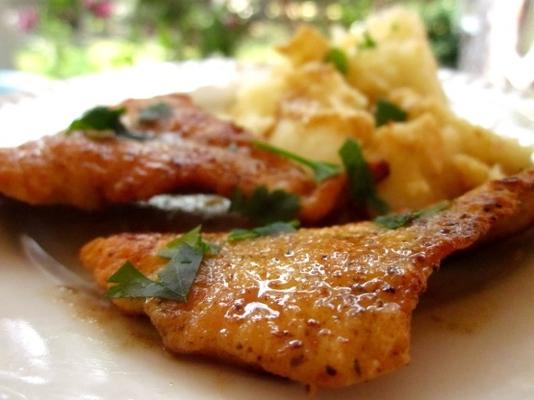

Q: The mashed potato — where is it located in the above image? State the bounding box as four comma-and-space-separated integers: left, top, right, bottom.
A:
231, 7, 533, 211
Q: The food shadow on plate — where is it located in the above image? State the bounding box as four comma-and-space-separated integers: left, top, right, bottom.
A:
413, 227, 533, 335
1, 194, 247, 269
422, 228, 533, 305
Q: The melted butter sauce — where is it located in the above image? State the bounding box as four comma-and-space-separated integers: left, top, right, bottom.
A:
55, 285, 163, 351
52, 286, 293, 398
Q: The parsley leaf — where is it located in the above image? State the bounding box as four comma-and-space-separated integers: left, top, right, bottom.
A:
252, 140, 341, 182
324, 47, 349, 75
375, 100, 407, 127
338, 138, 389, 215
158, 225, 220, 258
106, 226, 218, 301
358, 31, 377, 50
417, 200, 451, 218
228, 220, 299, 242
157, 243, 203, 302
68, 106, 126, 133
106, 261, 180, 300
374, 213, 414, 230
230, 186, 300, 224
374, 200, 450, 229
67, 106, 147, 141
138, 102, 173, 123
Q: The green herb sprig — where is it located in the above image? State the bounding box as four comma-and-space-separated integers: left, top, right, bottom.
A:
230, 186, 300, 224
228, 220, 299, 242
339, 138, 389, 215
68, 106, 125, 133
67, 106, 147, 141
375, 100, 407, 127
374, 200, 451, 229
252, 140, 341, 182
358, 31, 377, 50
106, 226, 219, 302
106, 261, 181, 299
324, 47, 349, 75
157, 225, 220, 258
138, 102, 173, 123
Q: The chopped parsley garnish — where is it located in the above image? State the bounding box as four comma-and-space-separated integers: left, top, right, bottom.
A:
324, 47, 349, 75
374, 200, 451, 229
374, 100, 407, 127
68, 106, 126, 133
338, 138, 389, 215
228, 220, 299, 242
157, 225, 220, 258
358, 31, 377, 50
106, 226, 219, 301
67, 106, 147, 141
230, 186, 300, 224
106, 261, 180, 299
138, 102, 173, 123
252, 140, 341, 182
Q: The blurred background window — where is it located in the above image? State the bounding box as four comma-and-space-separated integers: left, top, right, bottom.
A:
0, 0, 532, 93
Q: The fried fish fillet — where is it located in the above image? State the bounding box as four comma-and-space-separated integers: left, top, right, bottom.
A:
0, 94, 392, 222
81, 168, 534, 388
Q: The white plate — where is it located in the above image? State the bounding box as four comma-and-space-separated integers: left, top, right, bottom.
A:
0, 61, 533, 400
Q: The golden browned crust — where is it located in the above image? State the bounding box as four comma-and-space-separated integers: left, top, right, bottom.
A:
80, 168, 534, 388
121, 93, 249, 146
0, 134, 328, 211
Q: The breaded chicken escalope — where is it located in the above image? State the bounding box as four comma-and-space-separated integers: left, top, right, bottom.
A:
0, 94, 390, 222
0, 132, 343, 222
81, 168, 534, 388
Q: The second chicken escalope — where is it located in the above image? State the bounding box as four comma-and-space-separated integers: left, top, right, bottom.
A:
0, 94, 389, 224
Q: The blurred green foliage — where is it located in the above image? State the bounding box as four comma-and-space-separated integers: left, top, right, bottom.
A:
14, 0, 460, 78
417, 0, 459, 67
